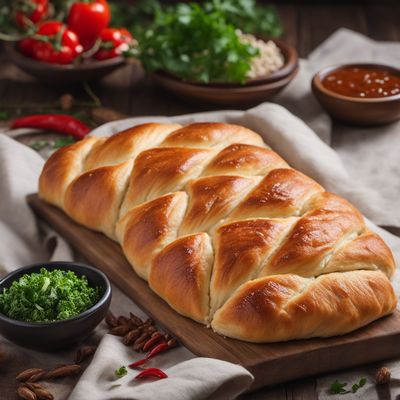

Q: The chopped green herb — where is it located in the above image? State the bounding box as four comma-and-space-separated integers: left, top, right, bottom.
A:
330, 378, 367, 395
0, 111, 10, 121
0, 268, 102, 323
31, 140, 50, 151
351, 378, 367, 393
52, 136, 75, 149
330, 380, 350, 395
115, 366, 128, 379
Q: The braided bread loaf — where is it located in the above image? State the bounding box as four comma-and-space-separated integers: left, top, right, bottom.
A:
39, 122, 397, 342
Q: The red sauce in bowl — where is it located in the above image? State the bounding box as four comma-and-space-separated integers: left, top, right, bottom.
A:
322, 66, 400, 98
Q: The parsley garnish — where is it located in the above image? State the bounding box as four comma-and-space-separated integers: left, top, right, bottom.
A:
115, 366, 128, 379
330, 378, 367, 395
0, 268, 102, 322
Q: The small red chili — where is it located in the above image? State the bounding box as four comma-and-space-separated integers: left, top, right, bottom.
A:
128, 358, 147, 368
147, 342, 169, 359
134, 368, 168, 380
129, 342, 170, 369
11, 114, 90, 140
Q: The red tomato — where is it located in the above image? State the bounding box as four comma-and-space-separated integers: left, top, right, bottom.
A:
15, 0, 48, 28
95, 28, 134, 60
18, 37, 36, 57
67, 0, 111, 50
30, 21, 83, 65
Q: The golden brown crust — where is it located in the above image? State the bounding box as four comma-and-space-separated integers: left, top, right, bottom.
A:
38, 121, 398, 344
210, 218, 296, 316
38, 136, 101, 208
149, 233, 214, 323
260, 192, 365, 277
120, 147, 212, 216
84, 123, 182, 170
212, 270, 397, 342
203, 144, 288, 177
180, 175, 261, 235
324, 230, 396, 278
64, 160, 133, 239
161, 123, 265, 149
229, 168, 323, 221
116, 192, 188, 280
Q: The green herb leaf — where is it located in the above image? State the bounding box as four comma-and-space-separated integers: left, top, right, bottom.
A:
136, 1, 260, 83
31, 140, 50, 151
115, 366, 128, 379
330, 380, 351, 395
52, 136, 75, 149
0, 268, 102, 322
0, 111, 10, 121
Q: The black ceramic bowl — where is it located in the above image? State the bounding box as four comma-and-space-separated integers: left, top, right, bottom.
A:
0, 262, 111, 351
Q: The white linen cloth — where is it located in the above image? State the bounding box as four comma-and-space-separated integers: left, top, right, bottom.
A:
276, 28, 400, 230
1, 29, 400, 399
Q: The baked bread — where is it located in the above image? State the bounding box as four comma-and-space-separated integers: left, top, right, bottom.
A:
39, 122, 397, 342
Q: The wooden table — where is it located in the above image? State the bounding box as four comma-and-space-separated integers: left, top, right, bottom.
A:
1, 2, 399, 399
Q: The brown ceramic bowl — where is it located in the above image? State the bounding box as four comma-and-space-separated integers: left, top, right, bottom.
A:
5, 42, 128, 84
152, 39, 298, 106
312, 63, 400, 126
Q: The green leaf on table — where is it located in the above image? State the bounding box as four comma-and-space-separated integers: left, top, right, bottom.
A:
351, 378, 367, 393
31, 140, 50, 151
330, 380, 351, 395
115, 366, 128, 379
0, 111, 10, 121
52, 136, 75, 149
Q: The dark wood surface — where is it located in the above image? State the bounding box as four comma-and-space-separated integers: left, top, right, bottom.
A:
1, 3, 400, 399
27, 194, 400, 393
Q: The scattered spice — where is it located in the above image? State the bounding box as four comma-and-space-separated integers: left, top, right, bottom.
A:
45, 364, 82, 379
115, 366, 128, 379
75, 345, 97, 364
134, 367, 168, 380
17, 385, 37, 400
59, 94, 74, 111
105, 310, 178, 354
23, 383, 54, 400
375, 367, 391, 385
16, 369, 46, 382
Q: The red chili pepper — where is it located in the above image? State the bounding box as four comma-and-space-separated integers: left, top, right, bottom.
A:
134, 368, 168, 380
129, 342, 170, 369
146, 342, 169, 359
11, 114, 90, 139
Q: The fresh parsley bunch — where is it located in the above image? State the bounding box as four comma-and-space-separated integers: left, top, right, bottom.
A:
138, 2, 259, 83
205, 0, 282, 37
0, 268, 102, 322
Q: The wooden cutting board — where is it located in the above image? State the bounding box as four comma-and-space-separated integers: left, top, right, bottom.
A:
27, 193, 400, 391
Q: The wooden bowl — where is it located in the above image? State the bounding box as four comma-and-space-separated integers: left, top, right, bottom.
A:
312, 63, 400, 126
152, 39, 299, 106
153, 67, 298, 106
5, 42, 127, 84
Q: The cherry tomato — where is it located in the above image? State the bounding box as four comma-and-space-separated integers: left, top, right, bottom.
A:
95, 28, 134, 60
67, 0, 111, 50
18, 37, 36, 57
30, 21, 83, 64
15, 0, 48, 29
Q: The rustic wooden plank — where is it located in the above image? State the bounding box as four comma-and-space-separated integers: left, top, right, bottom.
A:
27, 193, 400, 392
365, 4, 400, 41
297, 4, 368, 57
